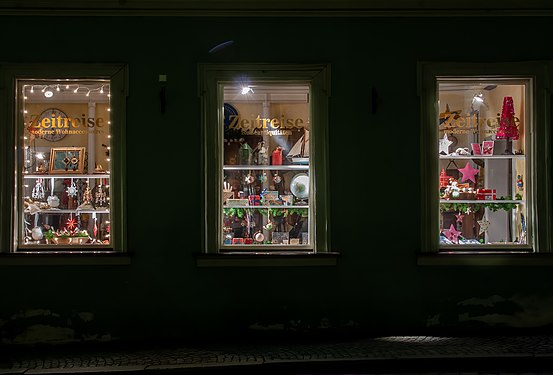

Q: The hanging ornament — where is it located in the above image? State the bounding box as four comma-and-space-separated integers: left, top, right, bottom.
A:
517, 174, 524, 191
273, 172, 282, 184
66, 217, 78, 230
258, 172, 268, 183
458, 162, 479, 184
478, 218, 490, 235
66, 180, 78, 197
31, 179, 45, 200
94, 184, 108, 207
244, 173, 255, 184
455, 212, 465, 223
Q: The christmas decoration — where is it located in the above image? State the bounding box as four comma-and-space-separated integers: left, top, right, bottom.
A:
478, 218, 490, 235
32, 179, 45, 200
66, 217, 78, 230
66, 180, 78, 197
455, 213, 465, 223
443, 224, 461, 243
439, 132, 453, 155
517, 175, 524, 191
459, 162, 479, 184
495, 96, 519, 140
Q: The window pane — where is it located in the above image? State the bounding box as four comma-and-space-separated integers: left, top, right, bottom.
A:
18, 79, 112, 249
221, 83, 311, 249
437, 79, 530, 249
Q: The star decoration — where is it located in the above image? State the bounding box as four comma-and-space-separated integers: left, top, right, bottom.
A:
443, 224, 461, 243
439, 132, 453, 155
459, 162, 479, 184
455, 213, 465, 223
66, 217, 78, 230
478, 218, 490, 235
439, 104, 462, 125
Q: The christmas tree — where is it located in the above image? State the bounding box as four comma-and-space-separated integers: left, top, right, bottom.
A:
495, 96, 519, 140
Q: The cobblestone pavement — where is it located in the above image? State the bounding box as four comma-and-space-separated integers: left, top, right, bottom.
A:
1, 335, 553, 374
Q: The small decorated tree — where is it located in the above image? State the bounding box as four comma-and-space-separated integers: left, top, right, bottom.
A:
496, 96, 519, 140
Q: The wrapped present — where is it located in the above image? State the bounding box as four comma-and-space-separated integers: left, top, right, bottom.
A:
248, 195, 261, 206
243, 238, 253, 244
232, 238, 244, 244
226, 199, 248, 206
476, 189, 496, 200
262, 191, 279, 202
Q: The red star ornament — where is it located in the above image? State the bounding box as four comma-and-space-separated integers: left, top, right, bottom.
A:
66, 217, 78, 230
443, 224, 461, 243
455, 213, 465, 223
459, 162, 479, 184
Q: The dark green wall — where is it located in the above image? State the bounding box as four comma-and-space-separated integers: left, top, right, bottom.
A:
1, 16, 553, 345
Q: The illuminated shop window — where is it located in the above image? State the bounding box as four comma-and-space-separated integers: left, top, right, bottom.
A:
199, 64, 331, 254
419, 62, 552, 254
437, 79, 530, 249
0, 64, 127, 253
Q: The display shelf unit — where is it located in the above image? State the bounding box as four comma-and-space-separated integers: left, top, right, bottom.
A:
223, 165, 309, 170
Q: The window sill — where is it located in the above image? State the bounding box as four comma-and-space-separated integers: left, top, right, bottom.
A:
418, 252, 553, 266
0, 252, 132, 266
196, 252, 340, 267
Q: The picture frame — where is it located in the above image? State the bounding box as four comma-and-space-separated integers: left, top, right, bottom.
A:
482, 141, 494, 155
471, 143, 482, 155
49, 147, 86, 174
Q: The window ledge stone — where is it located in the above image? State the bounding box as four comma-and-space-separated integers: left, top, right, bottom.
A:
196, 252, 340, 267
418, 252, 553, 266
0, 252, 131, 266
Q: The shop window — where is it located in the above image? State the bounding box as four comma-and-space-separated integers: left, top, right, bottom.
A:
198, 63, 332, 258
0, 64, 127, 254
419, 62, 552, 256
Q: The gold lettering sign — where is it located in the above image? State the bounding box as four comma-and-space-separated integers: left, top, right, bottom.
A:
229, 114, 305, 136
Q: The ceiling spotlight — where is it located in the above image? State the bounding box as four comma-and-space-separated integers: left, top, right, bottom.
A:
44, 89, 54, 98
241, 86, 253, 95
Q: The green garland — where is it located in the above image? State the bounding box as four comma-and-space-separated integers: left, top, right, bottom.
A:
223, 207, 308, 218
440, 195, 522, 213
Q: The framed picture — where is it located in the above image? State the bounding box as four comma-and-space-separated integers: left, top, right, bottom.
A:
482, 141, 494, 155
49, 147, 85, 174
471, 143, 482, 155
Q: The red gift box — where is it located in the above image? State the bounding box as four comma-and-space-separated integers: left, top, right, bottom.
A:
243, 238, 253, 244
476, 189, 496, 200
248, 195, 261, 206
232, 238, 244, 244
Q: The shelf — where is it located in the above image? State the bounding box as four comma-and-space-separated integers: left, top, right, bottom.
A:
440, 199, 524, 204
439, 155, 524, 160
25, 209, 110, 214
24, 173, 110, 179
224, 165, 309, 171
224, 205, 309, 209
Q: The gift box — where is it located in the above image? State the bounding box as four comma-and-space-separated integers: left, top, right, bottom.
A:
232, 238, 244, 244
243, 238, 253, 244
248, 195, 261, 206
262, 191, 279, 201
476, 189, 496, 200
226, 199, 249, 206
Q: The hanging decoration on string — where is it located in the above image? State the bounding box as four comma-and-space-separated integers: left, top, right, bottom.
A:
458, 162, 479, 184
31, 178, 45, 200
66, 180, 78, 197
478, 217, 490, 235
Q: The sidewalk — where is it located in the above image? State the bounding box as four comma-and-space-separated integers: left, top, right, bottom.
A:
2, 334, 553, 374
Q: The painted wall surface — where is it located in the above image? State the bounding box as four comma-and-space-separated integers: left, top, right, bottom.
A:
1, 15, 553, 345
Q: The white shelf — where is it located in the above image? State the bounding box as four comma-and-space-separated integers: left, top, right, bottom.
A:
224, 205, 309, 209
440, 200, 524, 204
25, 209, 110, 214
24, 173, 110, 179
439, 155, 525, 159
224, 165, 308, 171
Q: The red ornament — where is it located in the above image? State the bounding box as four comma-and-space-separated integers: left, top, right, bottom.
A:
496, 96, 519, 140
66, 217, 78, 230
